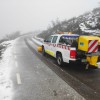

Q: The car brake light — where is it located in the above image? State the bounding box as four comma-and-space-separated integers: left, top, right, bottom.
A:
70, 50, 76, 59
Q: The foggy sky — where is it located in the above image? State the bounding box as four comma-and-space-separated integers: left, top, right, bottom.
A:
0, 0, 100, 37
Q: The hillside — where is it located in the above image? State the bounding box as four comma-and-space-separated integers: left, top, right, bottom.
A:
38, 7, 100, 39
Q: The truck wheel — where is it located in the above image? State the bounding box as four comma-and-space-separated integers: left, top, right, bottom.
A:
42, 47, 46, 56
57, 54, 63, 66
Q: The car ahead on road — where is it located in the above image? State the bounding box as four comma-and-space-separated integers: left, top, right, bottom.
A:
41, 34, 100, 69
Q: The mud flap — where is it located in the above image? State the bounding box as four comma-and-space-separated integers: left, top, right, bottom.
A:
86, 56, 98, 68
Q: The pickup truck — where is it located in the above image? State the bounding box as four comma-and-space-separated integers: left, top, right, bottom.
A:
41, 34, 100, 69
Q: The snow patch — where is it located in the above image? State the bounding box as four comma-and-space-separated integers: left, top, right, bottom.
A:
0, 40, 15, 100
32, 37, 43, 46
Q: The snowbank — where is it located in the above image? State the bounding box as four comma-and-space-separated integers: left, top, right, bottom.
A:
0, 40, 15, 100
32, 37, 43, 46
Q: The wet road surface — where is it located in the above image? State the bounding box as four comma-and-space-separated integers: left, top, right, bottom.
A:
1, 34, 100, 100
0, 35, 85, 100
27, 37, 100, 100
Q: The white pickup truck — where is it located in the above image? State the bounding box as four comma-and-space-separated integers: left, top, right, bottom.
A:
41, 34, 100, 69
42, 34, 80, 66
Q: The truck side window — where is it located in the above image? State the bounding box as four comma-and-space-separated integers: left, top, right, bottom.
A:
67, 39, 72, 45
59, 36, 65, 43
52, 36, 58, 43
46, 36, 53, 42
59, 36, 68, 44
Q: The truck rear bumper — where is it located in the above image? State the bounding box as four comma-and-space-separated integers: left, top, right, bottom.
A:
69, 59, 82, 64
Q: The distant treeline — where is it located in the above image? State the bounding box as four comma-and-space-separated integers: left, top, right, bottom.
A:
0, 31, 21, 44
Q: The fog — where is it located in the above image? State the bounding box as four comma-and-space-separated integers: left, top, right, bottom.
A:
0, 0, 100, 37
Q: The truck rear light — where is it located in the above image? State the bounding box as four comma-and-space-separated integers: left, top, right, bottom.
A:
70, 50, 76, 59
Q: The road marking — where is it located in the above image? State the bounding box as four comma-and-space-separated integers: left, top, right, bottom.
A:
61, 69, 64, 72
14, 55, 17, 59
16, 73, 22, 84
15, 61, 18, 68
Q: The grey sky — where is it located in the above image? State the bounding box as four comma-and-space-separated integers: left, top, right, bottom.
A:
0, 0, 100, 37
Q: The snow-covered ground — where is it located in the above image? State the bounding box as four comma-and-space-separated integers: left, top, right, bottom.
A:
0, 40, 15, 100
79, 11, 100, 34
0, 38, 43, 100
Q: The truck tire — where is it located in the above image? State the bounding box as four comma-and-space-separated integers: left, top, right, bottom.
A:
56, 54, 63, 66
42, 47, 46, 56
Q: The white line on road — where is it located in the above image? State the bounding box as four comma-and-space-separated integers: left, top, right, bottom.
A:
14, 55, 17, 59
61, 69, 64, 72
15, 61, 18, 68
16, 73, 22, 85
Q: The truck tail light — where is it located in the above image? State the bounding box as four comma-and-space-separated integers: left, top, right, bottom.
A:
70, 50, 76, 59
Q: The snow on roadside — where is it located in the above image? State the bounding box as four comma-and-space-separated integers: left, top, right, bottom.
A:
32, 37, 43, 46
0, 40, 15, 100
0, 40, 15, 54
34, 36, 44, 42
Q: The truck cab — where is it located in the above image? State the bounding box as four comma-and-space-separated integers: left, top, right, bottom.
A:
42, 34, 79, 65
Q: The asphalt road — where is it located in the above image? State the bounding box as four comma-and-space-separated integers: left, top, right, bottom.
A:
28, 37, 100, 100
1, 35, 100, 100
0, 35, 85, 100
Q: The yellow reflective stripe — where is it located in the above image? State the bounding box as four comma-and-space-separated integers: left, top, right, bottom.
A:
45, 50, 49, 54
45, 50, 55, 57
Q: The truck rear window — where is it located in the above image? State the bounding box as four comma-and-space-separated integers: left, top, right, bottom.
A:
59, 35, 79, 45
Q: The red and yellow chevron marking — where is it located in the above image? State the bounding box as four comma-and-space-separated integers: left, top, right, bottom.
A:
88, 40, 98, 53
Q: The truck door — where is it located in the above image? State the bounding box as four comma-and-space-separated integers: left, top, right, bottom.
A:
59, 36, 71, 62
51, 36, 58, 57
